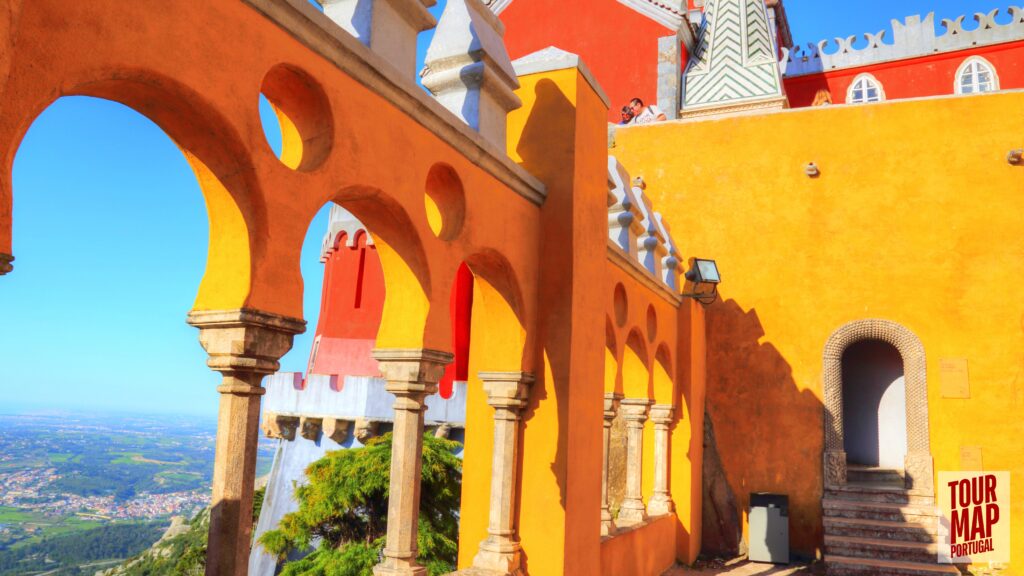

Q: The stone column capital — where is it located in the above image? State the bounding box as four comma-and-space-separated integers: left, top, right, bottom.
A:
187, 309, 306, 387
0, 253, 13, 275
373, 348, 453, 398
619, 398, 653, 423
649, 404, 675, 427
603, 392, 622, 424
480, 371, 534, 412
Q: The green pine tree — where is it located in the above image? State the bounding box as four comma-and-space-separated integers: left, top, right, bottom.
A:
258, 433, 462, 576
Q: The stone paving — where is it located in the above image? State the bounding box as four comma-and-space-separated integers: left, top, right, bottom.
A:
662, 558, 819, 576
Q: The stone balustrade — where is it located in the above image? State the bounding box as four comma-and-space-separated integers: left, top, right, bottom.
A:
606, 156, 682, 294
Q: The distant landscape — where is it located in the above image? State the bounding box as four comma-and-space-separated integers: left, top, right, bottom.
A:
0, 411, 275, 576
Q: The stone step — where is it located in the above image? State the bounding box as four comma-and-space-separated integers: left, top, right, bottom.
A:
823, 498, 937, 523
847, 465, 905, 486
823, 516, 938, 543
825, 483, 934, 505
825, 555, 960, 575
825, 535, 938, 563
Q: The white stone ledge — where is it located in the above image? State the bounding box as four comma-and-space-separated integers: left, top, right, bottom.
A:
600, 511, 676, 542
242, 0, 546, 205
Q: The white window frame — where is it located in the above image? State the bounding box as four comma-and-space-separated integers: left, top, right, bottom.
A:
955, 56, 1000, 95
846, 73, 886, 104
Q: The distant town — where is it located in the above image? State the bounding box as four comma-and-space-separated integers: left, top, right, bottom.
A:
0, 411, 274, 557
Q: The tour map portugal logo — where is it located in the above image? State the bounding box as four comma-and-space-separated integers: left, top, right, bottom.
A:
938, 471, 1011, 564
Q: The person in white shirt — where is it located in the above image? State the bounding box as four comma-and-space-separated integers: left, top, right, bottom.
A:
629, 97, 667, 125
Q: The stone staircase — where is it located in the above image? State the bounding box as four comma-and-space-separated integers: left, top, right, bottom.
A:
823, 465, 960, 575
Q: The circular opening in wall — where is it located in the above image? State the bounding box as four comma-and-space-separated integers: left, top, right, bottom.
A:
646, 304, 657, 342
424, 163, 466, 240
259, 63, 333, 171
613, 283, 628, 327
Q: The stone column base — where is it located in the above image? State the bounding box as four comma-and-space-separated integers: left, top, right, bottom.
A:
647, 495, 674, 516
471, 537, 523, 576
373, 560, 427, 576
617, 500, 648, 524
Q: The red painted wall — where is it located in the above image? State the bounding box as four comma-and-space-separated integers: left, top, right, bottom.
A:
309, 230, 385, 377
784, 40, 1024, 107
500, 0, 676, 121
309, 228, 474, 399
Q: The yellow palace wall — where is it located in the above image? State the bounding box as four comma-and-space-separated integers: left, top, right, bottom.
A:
613, 90, 1024, 563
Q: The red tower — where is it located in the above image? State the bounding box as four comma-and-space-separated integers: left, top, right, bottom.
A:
308, 205, 472, 398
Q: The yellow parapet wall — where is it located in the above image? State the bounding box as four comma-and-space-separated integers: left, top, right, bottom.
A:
614, 90, 1024, 564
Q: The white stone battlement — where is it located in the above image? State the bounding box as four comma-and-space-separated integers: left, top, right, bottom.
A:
782, 6, 1024, 77
320, 203, 374, 262
607, 156, 682, 293
263, 372, 468, 428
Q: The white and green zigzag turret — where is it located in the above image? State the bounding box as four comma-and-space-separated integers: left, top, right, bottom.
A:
682, 0, 788, 118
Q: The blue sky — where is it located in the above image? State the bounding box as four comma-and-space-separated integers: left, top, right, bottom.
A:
0, 0, 1007, 417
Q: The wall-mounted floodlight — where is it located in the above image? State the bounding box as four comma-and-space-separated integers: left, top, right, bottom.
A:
682, 258, 720, 305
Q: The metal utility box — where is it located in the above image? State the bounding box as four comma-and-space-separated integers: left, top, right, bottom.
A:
748, 493, 789, 564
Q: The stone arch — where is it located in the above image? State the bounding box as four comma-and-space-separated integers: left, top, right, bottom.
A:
464, 248, 528, 372
2, 72, 265, 312
605, 317, 620, 394
652, 344, 673, 405
822, 319, 933, 493
329, 189, 434, 349
622, 329, 651, 400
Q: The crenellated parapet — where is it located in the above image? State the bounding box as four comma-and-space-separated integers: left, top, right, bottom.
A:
782, 7, 1024, 77
320, 203, 374, 262
262, 372, 468, 437
606, 156, 682, 294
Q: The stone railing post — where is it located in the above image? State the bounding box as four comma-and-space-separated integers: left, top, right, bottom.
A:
187, 309, 305, 576
317, 0, 437, 76
372, 348, 453, 576
471, 371, 534, 574
601, 393, 622, 536
647, 404, 675, 516
618, 398, 653, 524
421, 0, 522, 150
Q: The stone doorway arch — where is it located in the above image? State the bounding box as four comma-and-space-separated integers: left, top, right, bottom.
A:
822, 319, 934, 494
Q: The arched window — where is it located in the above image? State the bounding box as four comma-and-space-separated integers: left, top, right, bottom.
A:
956, 57, 1000, 95
847, 74, 885, 104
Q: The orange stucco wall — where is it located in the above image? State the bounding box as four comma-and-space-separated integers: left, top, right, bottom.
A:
600, 515, 678, 576
613, 90, 1024, 564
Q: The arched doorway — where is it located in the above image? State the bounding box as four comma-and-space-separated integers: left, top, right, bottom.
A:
841, 340, 907, 472
822, 319, 934, 494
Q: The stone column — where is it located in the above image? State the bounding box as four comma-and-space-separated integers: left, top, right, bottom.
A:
618, 398, 653, 524
472, 371, 534, 575
372, 348, 453, 576
187, 309, 305, 576
647, 404, 675, 516
601, 393, 622, 536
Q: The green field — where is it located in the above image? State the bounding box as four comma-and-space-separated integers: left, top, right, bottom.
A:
0, 507, 43, 524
